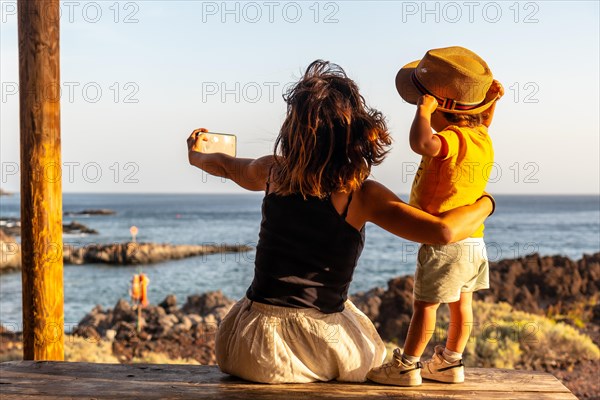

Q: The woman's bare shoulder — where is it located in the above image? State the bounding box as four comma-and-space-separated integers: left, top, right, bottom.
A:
254, 155, 276, 167
250, 155, 276, 177
357, 179, 401, 201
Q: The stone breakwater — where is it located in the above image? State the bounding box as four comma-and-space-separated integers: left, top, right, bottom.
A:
0, 233, 252, 273
1, 218, 99, 237
62, 242, 252, 265
0, 231, 20, 272
64, 209, 116, 216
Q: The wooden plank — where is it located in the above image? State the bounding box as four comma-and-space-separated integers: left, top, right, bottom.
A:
17, 0, 64, 361
0, 361, 576, 399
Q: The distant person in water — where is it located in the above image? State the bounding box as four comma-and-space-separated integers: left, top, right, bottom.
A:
187, 60, 494, 383
368, 46, 502, 386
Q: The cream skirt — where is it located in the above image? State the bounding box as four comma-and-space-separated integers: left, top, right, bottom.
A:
215, 296, 386, 383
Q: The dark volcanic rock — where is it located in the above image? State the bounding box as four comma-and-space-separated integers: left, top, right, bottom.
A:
376, 276, 415, 342
0, 217, 21, 236
593, 304, 600, 323
113, 299, 136, 324
2, 238, 252, 272
73, 291, 235, 365
63, 221, 98, 235
352, 277, 414, 342
159, 294, 178, 314
64, 209, 116, 216
351, 287, 385, 323
1, 218, 97, 238
181, 291, 235, 324
0, 230, 20, 272
477, 253, 600, 315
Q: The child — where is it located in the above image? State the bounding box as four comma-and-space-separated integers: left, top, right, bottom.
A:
367, 46, 503, 386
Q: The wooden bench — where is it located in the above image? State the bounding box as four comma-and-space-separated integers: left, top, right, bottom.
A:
0, 361, 576, 399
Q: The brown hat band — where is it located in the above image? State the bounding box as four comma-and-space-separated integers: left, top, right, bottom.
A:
411, 71, 485, 112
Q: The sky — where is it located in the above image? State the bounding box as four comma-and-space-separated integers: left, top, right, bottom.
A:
1, 0, 599, 195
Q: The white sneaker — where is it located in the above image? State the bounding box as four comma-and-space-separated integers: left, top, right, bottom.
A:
421, 345, 465, 383
366, 348, 422, 386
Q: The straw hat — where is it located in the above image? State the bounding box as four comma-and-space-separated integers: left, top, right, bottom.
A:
396, 46, 497, 114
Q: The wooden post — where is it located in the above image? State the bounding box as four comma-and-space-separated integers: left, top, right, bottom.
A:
18, 0, 64, 360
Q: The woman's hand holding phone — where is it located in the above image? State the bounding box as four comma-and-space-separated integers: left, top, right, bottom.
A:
187, 127, 270, 192
187, 128, 209, 154
187, 129, 237, 157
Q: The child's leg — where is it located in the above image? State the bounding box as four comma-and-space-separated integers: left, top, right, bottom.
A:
445, 291, 473, 354
403, 300, 440, 359
420, 293, 469, 384
366, 299, 438, 386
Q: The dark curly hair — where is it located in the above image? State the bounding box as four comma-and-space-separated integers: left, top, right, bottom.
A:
272, 60, 391, 199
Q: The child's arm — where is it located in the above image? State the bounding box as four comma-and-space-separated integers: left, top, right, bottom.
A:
409, 94, 443, 157
187, 128, 273, 191
482, 80, 504, 127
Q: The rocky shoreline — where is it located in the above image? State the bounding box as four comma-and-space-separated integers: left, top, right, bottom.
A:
64, 209, 116, 216
0, 218, 98, 237
73, 291, 235, 364
62, 242, 252, 266
0, 213, 251, 273
0, 231, 20, 272
0, 231, 252, 273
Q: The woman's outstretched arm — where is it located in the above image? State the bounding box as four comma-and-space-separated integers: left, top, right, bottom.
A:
187, 128, 273, 191
360, 180, 493, 245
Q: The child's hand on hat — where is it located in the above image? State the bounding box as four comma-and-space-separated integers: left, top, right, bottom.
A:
488, 80, 504, 100
417, 94, 438, 115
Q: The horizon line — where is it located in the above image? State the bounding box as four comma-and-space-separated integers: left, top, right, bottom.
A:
2, 191, 600, 197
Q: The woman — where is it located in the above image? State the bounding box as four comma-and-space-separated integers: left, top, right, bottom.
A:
187, 60, 494, 383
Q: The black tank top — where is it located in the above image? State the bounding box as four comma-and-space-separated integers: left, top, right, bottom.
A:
246, 187, 365, 314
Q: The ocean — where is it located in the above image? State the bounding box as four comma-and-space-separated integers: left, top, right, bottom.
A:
1, 193, 599, 329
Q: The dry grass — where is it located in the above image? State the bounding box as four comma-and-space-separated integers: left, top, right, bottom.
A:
1, 335, 199, 365
467, 301, 599, 370
64, 336, 120, 363
384, 300, 599, 370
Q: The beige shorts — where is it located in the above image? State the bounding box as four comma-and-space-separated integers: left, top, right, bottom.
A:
215, 297, 386, 383
414, 237, 489, 304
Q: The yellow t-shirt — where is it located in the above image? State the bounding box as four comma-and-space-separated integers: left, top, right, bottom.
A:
409, 125, 494, 238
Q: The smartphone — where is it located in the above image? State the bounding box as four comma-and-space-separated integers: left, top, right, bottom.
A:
197, 132, 237, 157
